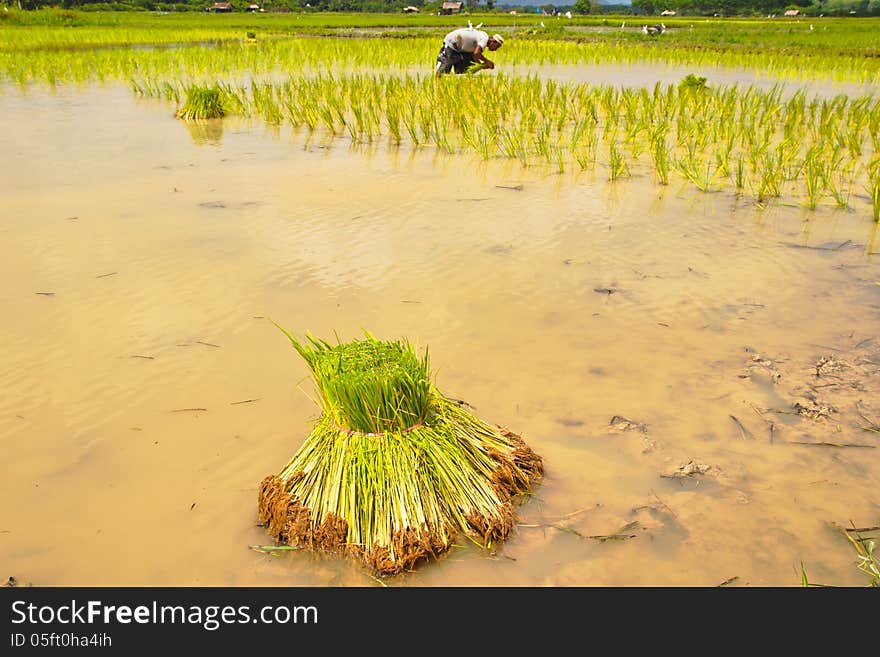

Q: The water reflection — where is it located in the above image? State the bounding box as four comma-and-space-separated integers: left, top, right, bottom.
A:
180, 117, 224, 146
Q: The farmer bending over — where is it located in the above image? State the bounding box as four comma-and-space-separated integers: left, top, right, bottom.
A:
435, 28, 504, 77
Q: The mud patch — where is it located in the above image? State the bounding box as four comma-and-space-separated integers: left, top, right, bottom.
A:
736, 336, 880, 448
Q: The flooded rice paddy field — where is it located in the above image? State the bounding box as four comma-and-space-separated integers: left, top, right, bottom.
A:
1, 71, 878, 587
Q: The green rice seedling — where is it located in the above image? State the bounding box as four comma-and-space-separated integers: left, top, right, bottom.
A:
803, 146, 824, 211
777, 137, 802, 182
626, 127, 648, 161
747, 136, 770, 180
215, 83, 245, 116
257, 329, 543, 576
867, 162, 880, 222
385, 105, 402, 146
846, 124, 864, 159
554, 93, 571, 134
417, 103, 434, 145
573, 149, 591, 172
329, 96, 347, 131
804, 161, 822, 210
569, 114, 598, 172
402, 104, 420, 147
870, 114, 880, 153
677, 156, 716, 193
556, 141, 566, 174
351, 104, 371, 143
757, 152, 782, 203
569, 112, 598, 152
253, 81, 284, 125
175, 83, 226, 120
569, 116, 589, 153
463, 123, 496, 161
521, 106, 540, 135
783, 89, 806, 134
651, 131, 671, 186
131, 77, 155, 98
162, 81, 181, 106
301, 104, 320, 133
713, 139, 734, 180
583, 121, 600, 168
621, 88, 640, 138
500, 125, 529, 167
734, 155, 746, 193
431, 115, 453, 154
822, 156, 855, 210
345, 112, 359, 143
608, 141, 629, 181
534, 120, 553, 163
316, 103, 339, 135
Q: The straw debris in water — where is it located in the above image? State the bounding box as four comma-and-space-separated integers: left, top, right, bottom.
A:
257, 329, 543, 576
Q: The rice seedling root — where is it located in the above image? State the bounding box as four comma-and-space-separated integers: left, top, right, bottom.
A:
257, 422, 543, 576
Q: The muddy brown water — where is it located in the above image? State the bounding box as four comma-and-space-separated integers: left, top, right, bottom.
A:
1, 80, 878, 587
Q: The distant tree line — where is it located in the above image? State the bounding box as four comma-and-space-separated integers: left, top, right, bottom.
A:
628, 0, 880, 16
6, 0, 880, 14
9, 0, 429, 11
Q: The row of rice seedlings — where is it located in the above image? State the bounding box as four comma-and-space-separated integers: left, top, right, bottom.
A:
135, 72, 879, 217
4, 33, 880, 88
0, 27, 236, 53
509, 39, 880, 86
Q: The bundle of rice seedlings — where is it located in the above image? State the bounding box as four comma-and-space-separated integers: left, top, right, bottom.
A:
258, 328, 543, 576
175, 83, 227, 120
465, 61, 489, 75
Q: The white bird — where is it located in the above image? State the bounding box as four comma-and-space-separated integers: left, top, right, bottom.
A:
540, 21, 545, 27
565, 11, 572, 19
809, 24, 814, 31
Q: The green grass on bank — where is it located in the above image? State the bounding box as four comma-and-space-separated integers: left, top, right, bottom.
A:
2, 9, 880, 56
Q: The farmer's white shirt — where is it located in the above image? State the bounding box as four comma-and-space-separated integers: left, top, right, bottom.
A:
443, 28, 489, 53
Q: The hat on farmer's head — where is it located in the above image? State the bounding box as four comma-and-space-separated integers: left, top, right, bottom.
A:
492, 34, 504, 45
